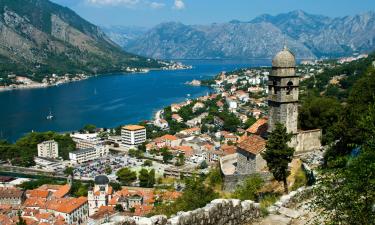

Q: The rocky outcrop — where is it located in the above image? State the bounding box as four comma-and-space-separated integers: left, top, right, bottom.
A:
0, 0, 162, 81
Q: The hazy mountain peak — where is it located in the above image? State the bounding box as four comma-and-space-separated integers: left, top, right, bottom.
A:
104, 10, 375, 59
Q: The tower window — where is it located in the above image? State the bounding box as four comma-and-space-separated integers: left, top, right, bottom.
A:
287, 81, 293, 95
273, 80, 278, 94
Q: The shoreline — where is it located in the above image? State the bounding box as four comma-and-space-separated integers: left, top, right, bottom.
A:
0, 66, 192, 93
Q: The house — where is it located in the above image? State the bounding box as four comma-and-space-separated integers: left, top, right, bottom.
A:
154, 134, 179, 148
174, 146, 194, 157
251, 109, 262, 119
179, 127, 201, 136
154, 119, 169, 129
224, 134, 237, 144
226, 97, 238, 112
235, 90, 250, 102
0, 188, 25, 205
236, 135, 267, 174
171, 104, 182, 112
172, 114, 183, 123
192, 102, 205, 112
45, 196, 89, 224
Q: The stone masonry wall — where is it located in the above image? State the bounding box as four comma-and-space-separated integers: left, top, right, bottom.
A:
293, 129, 322, 153
107, 199, 262, 225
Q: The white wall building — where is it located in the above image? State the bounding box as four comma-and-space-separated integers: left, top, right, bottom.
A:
70, 133, 104, 149
37, 140, 59, 159
121, 125, 146, 150
69, 146, 109, 164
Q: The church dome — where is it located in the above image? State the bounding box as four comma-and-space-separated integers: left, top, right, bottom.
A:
94, 175, 109, 185
272, 46, 296, 68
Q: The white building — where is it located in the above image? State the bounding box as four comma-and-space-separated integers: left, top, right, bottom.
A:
46, 197, 89, 224
121, 125, 146, 150
154, 119, 169, 129
88, 175, 113, 216
70, 133, 104, 149
37, 140, 59, 159
69, 146, 109, 164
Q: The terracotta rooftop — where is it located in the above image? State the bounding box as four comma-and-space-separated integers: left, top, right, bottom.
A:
0, 188, 23, 199
123, 125, 145, 131
46, 197, 87, 214
52, 184, 71, 198
220, 145, 237, 155
246, 117, 268, 135
160, 134, 178, 141
237, 135, 266, 155
27, 189, 49, 199
89, 206, 115, 220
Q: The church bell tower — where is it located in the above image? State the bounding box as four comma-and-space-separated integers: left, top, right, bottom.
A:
268, 46, 299, 134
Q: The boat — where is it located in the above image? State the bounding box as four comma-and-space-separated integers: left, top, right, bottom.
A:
46, 109, 54, 120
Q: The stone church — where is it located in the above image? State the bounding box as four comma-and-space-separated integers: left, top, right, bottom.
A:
220, 46, 322, 191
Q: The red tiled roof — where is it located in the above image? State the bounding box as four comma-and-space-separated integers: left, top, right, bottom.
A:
52, 184, 70, 198
246, 117, 268, 135
46, 197, 87, 214
237, 135, 266, 155
160, 134, 178, 141
220, 145, 237, 155
27, 189, 49, 199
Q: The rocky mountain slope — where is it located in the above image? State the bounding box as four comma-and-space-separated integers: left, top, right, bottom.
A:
0, 0, 162, 81
110, 10, 375, 59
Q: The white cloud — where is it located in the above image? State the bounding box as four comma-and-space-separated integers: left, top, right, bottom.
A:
173, 0, 185, 10
86, 0, 140, 6
149, 1, 165, 9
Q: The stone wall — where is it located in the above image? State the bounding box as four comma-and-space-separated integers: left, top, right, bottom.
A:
107, 199, 262, 225
293, 129, 322, 153
222, 172, 272, 192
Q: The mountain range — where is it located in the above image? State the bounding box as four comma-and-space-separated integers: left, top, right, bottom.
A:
0, 0, 162, 82
105, 10, 375, 59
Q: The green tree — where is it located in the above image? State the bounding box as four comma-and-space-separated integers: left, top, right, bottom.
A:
105, 165, 112, 175
161, 148, 173, 163
207, 167, 223, 186
143, 160, 153, 167
313, 140, 375, 224
138, 168, 155, 188
262, 123, 295, 193
244, 116, 257, 129
175, 153, 185, 166
152, 176, 219, 217
199, 160, 208, 169
16, 211, 26, 225
232, 175, 264, 201
64, 167, 74, 176
115, 204, 124, 212
109, 182, 122, 191
82, 124, 96, 133
116, 168, 137, 186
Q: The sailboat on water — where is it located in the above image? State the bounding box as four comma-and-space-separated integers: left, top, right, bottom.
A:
46, 109, 54, 120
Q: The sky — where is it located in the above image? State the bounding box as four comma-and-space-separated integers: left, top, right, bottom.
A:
51, 0, 375, 27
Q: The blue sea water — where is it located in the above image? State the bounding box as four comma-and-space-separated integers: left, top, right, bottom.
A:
0, 59, 270, 142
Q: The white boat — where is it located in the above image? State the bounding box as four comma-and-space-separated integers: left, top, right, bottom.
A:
47, 109, 54, 120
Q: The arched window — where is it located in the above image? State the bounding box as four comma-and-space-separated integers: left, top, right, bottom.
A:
287, 81, 293, 95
